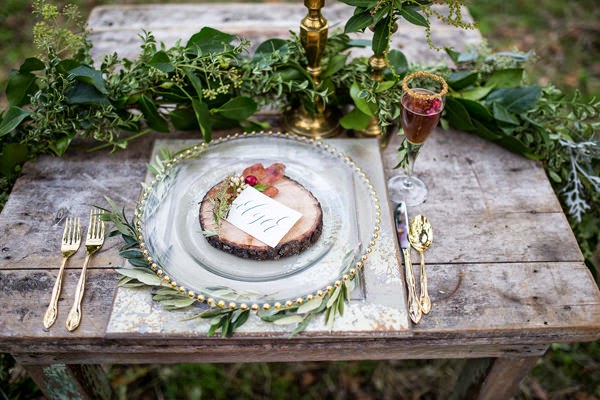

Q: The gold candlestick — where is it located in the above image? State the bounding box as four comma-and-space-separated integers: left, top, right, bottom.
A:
302, 0, 327, 82
281, 0, 340, 138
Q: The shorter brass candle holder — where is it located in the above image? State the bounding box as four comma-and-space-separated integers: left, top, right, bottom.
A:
282, 0, 341, 138
282, 105, 341, 139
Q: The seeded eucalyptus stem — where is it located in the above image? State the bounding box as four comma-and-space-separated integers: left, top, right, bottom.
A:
87, 129, 153, 153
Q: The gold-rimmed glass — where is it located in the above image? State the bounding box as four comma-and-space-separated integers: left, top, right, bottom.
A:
388, 71, 447, 206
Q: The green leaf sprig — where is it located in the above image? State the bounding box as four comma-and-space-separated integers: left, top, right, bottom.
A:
340, 0, 476, 55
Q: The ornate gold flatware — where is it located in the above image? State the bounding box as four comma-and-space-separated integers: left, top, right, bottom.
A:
409, 215, 433, 314
394, 202, 421, 324
66, 209, 105, 331
43, 217, 81, 329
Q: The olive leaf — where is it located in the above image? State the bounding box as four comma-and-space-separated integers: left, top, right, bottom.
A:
115, 268, 164, 286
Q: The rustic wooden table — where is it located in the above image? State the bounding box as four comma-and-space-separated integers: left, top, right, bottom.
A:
1, 3, 599, 399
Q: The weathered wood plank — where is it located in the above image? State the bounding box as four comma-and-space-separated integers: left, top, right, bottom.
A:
0, 4, 597, 386
86, 3, 482, 65
0, 150, 147, 271
416, 210, 582, 264
0, 131, 260, 272
413, 262, 600, 339
384, 129, 583, 264
13, 342, 548, 365
0, 269, 117, 338
384, 128, 564, 215
0, 137, 598, 343
1, 260, 599, 344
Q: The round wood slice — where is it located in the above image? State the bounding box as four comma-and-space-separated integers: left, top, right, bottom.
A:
199, 177, 323, 260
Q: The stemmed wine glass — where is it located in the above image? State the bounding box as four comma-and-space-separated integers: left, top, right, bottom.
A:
388, 71, 448, 206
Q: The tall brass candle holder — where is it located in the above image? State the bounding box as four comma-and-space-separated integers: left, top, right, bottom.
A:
281, 0, 340, 138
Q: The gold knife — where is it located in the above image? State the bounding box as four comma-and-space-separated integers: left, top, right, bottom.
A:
394, 202, 422, 324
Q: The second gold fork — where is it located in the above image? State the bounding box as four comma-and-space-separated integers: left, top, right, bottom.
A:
43, 217, 81, 329
66, 209, 105, 331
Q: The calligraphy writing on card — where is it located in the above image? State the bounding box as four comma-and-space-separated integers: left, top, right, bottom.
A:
226, 187, 303, 247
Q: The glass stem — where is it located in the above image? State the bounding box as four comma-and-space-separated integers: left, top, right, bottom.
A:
403, 141, 422, 190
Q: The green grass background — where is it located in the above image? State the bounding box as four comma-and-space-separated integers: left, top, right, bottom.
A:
0, 0, 599, 399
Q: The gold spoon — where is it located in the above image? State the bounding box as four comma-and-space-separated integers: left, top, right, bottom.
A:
409, 215, 433, 314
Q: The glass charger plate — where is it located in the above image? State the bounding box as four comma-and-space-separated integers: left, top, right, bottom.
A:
136, 132, 380, 307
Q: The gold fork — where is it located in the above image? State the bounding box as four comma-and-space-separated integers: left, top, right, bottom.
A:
43, 217, 82, 329
66, 209, 105, 331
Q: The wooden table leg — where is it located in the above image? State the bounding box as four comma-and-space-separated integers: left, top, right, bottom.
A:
451, 356, 541, 400
22, 363, 114, 400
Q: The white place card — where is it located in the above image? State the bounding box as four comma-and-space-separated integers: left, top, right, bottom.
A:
226, 187, 302, 247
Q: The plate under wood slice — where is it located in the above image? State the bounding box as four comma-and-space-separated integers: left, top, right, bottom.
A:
133, 133, 385, 308
199, 176, 323, 260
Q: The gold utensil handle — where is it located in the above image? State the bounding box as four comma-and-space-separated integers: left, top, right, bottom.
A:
419, 252, 431, 314
65, 253, 91, 331
402, 248, 422, 324
43, 257, 68, 329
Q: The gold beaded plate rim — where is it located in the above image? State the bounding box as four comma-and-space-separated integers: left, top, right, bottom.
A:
134, 131, 382, 312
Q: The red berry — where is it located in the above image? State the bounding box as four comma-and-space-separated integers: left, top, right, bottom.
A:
244, 175, 258, 186
431, 98, 442, 112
